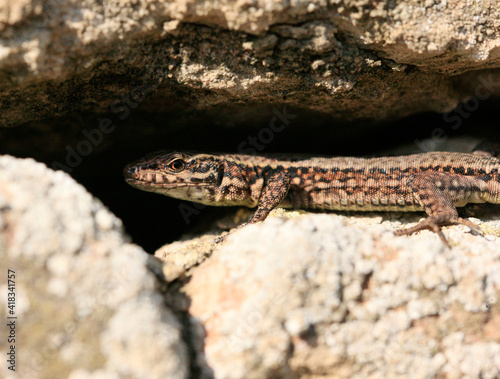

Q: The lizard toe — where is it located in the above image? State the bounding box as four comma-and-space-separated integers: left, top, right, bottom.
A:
454, 217, 484, 236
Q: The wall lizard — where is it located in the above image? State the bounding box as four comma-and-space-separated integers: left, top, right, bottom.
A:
124, 150, 500, 246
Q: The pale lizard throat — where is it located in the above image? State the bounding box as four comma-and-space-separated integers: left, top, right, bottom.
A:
124, 150, 500, 246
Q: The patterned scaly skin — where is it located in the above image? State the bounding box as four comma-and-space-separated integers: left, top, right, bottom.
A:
124, 151, 500, 246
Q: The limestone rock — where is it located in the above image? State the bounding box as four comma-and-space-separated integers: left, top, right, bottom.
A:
0, 155, 188, 379
1, 0, 500, 127
181, 214, 500, 378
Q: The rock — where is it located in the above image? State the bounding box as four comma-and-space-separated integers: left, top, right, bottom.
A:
0, 155, 188, 378
2, 0, 500, 376
179, 214, 500, 378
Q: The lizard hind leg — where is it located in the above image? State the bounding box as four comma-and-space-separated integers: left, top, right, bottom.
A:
394, 173, 484, 246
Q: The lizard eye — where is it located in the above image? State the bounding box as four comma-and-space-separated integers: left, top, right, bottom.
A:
168, 158, 185, 172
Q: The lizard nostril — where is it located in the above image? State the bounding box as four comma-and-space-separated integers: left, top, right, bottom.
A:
124, 164, 137, 178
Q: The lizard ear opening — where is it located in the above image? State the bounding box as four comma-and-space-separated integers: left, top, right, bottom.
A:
217, 164, 225, 186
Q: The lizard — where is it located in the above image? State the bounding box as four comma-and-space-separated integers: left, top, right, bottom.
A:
123, 150, 500, 246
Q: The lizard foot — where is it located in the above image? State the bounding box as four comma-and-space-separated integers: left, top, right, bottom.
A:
214, 222, 252, 244
394, 217, 483, 248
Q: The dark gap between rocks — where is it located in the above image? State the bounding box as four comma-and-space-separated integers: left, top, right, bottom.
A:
1, 100, 500, 253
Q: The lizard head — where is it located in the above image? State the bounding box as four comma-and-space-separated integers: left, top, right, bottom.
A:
124, 151, 224, 203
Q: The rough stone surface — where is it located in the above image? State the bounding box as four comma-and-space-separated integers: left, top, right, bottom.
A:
0, 155, 188, 379
3, 0, 500, 377
1, 0, 500, 127
181, 214, 500, 378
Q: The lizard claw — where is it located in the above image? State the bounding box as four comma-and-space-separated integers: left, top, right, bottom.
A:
455, 217, 484, 236
214, 234, 227, 244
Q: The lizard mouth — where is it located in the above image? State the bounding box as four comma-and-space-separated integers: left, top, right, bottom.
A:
125, 176, 211, 188
124, 166, 173, 186
123, 163, 214, 190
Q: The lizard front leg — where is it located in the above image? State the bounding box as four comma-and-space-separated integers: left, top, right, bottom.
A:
394, 172, 485, 247
247, 170, 292, 224
215, 170, 292, 243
